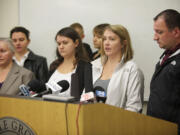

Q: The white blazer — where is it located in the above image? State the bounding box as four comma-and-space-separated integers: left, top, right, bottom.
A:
92, 57, 144, 112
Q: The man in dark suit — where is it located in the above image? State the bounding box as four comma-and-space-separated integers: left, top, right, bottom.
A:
147, 9, 180, 135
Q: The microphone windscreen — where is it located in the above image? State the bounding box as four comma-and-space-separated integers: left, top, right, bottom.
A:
93, 86, 105, 92
27, 79, 46, 92
93, 86, 106, 103
19, 84, 30, 96
57, 80, 70, 92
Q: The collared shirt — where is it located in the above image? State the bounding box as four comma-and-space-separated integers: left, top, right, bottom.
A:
161, 43, 180, 65
13, 51, 30, 66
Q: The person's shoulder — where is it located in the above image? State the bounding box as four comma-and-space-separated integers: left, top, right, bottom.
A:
170, 52, 180, 70
13, 62, 33, 75
28, 50, 47, 61
125, 59, 144, 77
78, 60, 91, 66
83, 42, 90, 47
124, 59, 141, 71
91, 58, 103, 70
91, 57, 101, 65
125, 59, 137, 66
50, 59, 59, 66
49, 59, 60, 71
174, 51, 180, 60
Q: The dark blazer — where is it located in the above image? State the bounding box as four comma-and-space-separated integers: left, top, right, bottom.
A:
92, 51, 100, 60
0, 62, 35, 95
83, 43, 93, 61
24, 50, 48, 83
49, 60, 93, 99
147, 52, 180, 133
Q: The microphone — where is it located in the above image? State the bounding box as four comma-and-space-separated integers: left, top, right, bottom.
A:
19, 79, 47, 97
19, 84, 30, 96
42, 80, 77, 102
94, 86, 106, 103
45, 80, 69, 94
38, 80, 70, 97
28, 79, 46, 93
57, 80, 70, 93
33, 90, 51, 97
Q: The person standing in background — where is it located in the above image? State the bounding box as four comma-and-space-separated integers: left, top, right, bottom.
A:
10, 26, 48, 83
92, 23, 109, 60
147, 9, 180, 135
0, 38, 34, 95
70, 23, 93, 61
92, 24, 144, 112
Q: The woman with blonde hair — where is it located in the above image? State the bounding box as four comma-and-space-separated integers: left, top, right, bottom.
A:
92, 23, 109, 60
92, 24, 144, 112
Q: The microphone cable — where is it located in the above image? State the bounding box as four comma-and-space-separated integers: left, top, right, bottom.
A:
76, 102, 82, 135
65, 103, 69, 135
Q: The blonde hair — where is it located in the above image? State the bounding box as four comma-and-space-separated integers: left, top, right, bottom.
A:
101, 24, 133, 63
93, 23, 109, 37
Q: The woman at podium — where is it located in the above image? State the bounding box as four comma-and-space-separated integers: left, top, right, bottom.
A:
48, 27, 93, 99
0, 38, 35, 95
92, 24, 144, 112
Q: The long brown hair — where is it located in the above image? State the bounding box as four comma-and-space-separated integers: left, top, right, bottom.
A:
50, 27, 89, 72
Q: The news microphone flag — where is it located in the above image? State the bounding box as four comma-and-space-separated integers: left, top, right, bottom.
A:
80, 92, 95, 102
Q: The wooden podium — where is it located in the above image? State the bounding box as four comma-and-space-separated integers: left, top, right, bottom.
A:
0, 95, 177, 135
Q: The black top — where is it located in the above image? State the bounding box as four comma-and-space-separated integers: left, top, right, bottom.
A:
0, 82, 3, 89
83, 43, 93, 61
147, 52, 180, 133
92, 51, 100, 60
23, 50, 48, 83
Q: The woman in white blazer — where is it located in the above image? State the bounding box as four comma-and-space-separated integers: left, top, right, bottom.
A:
92, 25, 144, 112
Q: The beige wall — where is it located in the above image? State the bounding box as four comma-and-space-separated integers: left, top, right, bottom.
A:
0, 0, 19, 37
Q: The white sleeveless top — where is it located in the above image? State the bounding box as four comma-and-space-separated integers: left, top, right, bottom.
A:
48, 68, 76, 96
